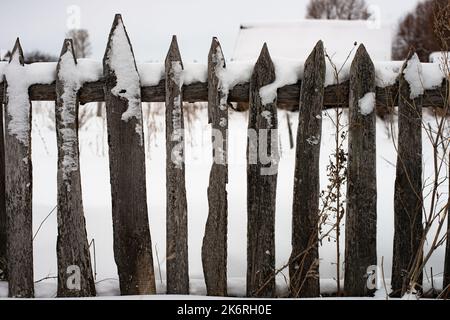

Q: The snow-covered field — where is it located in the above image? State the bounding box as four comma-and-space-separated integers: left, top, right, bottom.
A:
0, 101, 447, 299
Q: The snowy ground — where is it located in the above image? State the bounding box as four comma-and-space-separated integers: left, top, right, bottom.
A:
0, 101, 447, 299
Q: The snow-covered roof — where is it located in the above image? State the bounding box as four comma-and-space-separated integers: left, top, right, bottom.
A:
429, 51, 450, 64
232, 19, 392, 62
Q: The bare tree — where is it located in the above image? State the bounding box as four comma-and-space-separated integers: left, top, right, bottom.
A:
25, 51, 57, 63
66, 29, 92, 58
393, 0, 450, 62
306, 0, 370, 20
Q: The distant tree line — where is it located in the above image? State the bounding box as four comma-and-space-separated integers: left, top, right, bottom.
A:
393, 0, 449, 61
306, 0, 369, 20
1, 29, 91, 63
306, 0, 450, 62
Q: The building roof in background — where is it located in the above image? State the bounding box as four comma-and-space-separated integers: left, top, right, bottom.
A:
232, 19, 392, 62
429, 52, 450, 63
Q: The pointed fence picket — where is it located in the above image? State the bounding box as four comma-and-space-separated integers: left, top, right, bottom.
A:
246, 43, 278, 298
165, 35, 189, 295
391, 53, 424, 297
55, 39, 96, 297
202, 37, 229, 297
290, 40, 325, 298
103, 14, 156, 295
344, 44, 378, 297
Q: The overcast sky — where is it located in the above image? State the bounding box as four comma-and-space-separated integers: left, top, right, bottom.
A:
0, 0, 422, 62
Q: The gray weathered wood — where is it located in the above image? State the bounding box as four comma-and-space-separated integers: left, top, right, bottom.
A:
289, 40, 325, 298
344, 44, 377, 297
0, 72, 6, 280
201, 37, 228, 296
55, 39, 96, 297
0, 80, 447, 111
247, 43, 278, 298
4, 38, 34, 297
391, 52, 424, 297
103, 14, 156, 295
165, 35, 189, 294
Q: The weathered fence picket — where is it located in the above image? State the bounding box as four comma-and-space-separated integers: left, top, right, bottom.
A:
4, 39, 34, 298
103, 14, 156, 295
289, 40, 325, 298
247, 44, 278, 298
391, 52, 424, 297
344, 44, 377, 297
0, 72, 5, 280
165, 35, 189, 294
55, 39, 96, 297
202, 37, 228, 296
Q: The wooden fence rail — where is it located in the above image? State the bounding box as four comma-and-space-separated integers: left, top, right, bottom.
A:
0, 14, 449, 299
0, 78, 447, 110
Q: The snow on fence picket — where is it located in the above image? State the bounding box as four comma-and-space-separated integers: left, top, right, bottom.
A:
0, 14, 449, 298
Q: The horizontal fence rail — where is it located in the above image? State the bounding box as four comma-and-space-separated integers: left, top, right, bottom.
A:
0, 79, 447, 110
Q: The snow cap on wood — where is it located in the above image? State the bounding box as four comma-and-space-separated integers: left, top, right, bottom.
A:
56, 39, 80, 182
59, 39, 77, 65
103, 14, 142, 123
254, 43, 275, 88
351, 44, 376, 116
9, 38, 25, 66
254, 43, 277, 106
166, 35, 183, 69
5, 38, 30, 145
57, 39, 80, 91
165, 35, 184, 148
207, 37, 226, 124
401, 51, 424, 100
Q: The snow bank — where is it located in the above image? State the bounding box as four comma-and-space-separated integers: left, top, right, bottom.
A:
137, 63, 164, 86
137, 62, 207, 86
259, 59, 303, 105
421, 63, 447, 91
183, 63, 207, 85
76, 59, 103, 83
429, 51, 450, 64
0, 60, 102, 85
375, 61, 402, 87
217, 61, 253, 94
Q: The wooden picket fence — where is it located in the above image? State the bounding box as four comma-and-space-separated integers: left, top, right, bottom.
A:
0, 14, 449, 298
